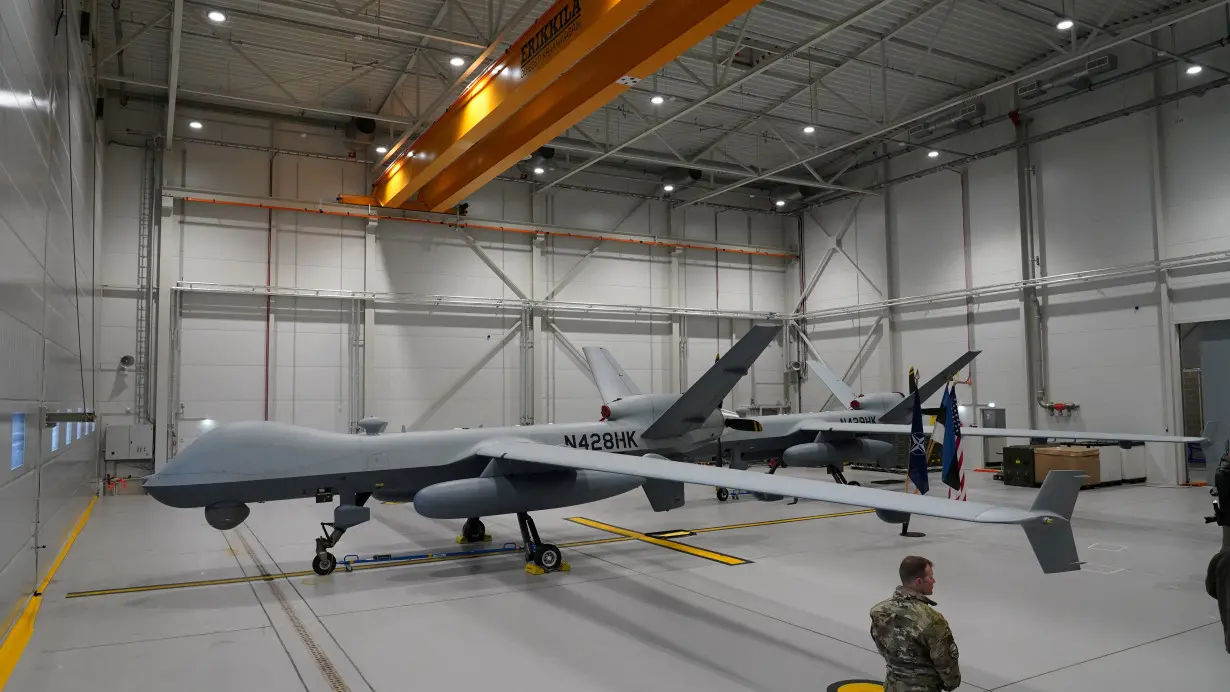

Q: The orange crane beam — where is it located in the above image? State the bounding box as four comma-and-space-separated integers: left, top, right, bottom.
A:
374, 0, 656, 209
416, 0, 763, 213
373, 0, 763, 212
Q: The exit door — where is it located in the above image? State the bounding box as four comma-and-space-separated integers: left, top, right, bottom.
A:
980, 407, 1006, 468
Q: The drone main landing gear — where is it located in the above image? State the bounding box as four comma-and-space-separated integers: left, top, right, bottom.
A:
516, 512, 569, 575
826, 464, 860, 487
312, 492, 371, 576
457, 517, 491, 544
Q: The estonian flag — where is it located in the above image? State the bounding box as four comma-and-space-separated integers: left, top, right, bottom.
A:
931, 384, 951, 448
940, 384, 965, 494
907, 369, 929, 495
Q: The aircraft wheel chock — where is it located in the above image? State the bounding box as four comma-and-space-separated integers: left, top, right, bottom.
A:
313, 552, 338, 576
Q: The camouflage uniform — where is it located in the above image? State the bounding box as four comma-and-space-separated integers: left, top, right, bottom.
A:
869, 586, 961, 692
1208, 547, 1230, 653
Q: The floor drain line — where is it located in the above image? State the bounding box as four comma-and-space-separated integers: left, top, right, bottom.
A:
235, 531, 351, 692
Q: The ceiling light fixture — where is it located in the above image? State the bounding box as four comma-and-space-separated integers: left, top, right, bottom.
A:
803, 125, 815, 134
189, 120, 203, 130
533, 167, 545, 175
775, 200, 786, 207
663, 184, 674, 192
1186, 64, 1203, 75
1056, 19, 1074, 30
450, 57, 466, 67
927, 150, 939, 158
207, 10, 227, 23
650, 95, 665, 105
376, 146, 388, 154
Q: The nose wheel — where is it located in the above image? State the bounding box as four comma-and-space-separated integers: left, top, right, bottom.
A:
313, 522, 347, 575
312, 551, 337, 576
517, 512, 569, 575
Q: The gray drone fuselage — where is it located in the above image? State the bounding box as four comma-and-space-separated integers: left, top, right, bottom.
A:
145, 395, 724, 518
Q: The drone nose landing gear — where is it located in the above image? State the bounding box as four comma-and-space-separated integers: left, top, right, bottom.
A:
312, 493, 371, 576
517, 512, 569, 575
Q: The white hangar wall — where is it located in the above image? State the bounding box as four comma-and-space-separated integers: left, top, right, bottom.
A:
97, 100, 792, 465
0, 2, 100, 644
796, 26, 1230, 483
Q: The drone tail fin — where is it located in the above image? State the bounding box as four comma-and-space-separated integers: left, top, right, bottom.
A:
1021, 470, 1085, 574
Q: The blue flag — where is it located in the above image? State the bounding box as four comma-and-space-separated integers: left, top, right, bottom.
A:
907, 373, 928, 494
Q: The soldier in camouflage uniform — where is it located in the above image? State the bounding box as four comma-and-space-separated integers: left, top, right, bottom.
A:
869, 556, 961, 692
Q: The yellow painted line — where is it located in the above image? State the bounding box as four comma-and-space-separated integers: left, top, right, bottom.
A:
566, 517, 751, 566
647, 530, 695, 539
689, 508, 875, 533
0, 495, 98, 688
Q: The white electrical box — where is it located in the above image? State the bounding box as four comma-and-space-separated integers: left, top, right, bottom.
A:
105, 424, 154, 461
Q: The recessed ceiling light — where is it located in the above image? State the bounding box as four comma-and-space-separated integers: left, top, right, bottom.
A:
927, 150, 939, 158
450, 57, 466, 67
650, 95, 665, 105
1056, 19, 1074, 30
376, 146, 388, 154
803, 125, 815, 134
188, 120, 203, 130
533, 167, 545, 175
1186, 64, 1203, 75
663, 184, 674, 192
774, 200, 785, 207
207, 10, 226, 23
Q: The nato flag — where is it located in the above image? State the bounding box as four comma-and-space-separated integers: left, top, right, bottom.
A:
908, 386, 929, 494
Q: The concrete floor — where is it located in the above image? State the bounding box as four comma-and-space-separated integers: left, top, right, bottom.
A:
9, 468, 1229, 691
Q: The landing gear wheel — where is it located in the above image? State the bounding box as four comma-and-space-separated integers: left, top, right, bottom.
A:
461, 518, 487, 543
535, 544, 562, 570
313, 552, 337, 575
716, 487, 730, 502
848, 481, 861, 487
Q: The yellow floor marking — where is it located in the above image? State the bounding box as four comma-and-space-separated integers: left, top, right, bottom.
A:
689, 508, 875, 533
0, 495, 98, 689
66, 505, 873, 599
566, 517, 751, 565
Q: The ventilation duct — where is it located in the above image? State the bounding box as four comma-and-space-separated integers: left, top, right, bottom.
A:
661, 167, 701, 189
344, 117, 377, 143
516, 146, 558, 175
907, 102, 986, 138
1018, 54, 1119, 99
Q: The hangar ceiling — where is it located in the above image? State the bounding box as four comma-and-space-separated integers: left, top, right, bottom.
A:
95, 0, 1214, 204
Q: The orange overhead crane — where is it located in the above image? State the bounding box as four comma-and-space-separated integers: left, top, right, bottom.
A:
362, 0, 764, 214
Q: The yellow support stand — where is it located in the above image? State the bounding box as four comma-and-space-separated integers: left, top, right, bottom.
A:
524, 561, 571, 576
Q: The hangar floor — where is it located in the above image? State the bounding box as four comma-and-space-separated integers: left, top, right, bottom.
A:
9, 468, 1227, 691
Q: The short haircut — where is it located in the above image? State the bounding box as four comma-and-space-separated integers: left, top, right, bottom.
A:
899, 556, 932, 584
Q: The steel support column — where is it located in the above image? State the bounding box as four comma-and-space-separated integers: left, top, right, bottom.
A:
164, 0, 184, 149
1148, 43, 1181, 484
531, 233, 545, 424
153, 196, 182, 469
